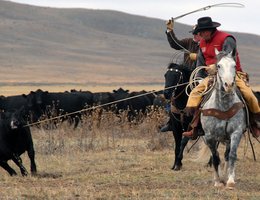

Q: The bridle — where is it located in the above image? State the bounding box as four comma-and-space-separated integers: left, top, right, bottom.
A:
167, 68, 184, 100
166, 67, 188, 128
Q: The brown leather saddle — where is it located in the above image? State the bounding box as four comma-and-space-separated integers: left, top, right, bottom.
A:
200, 85, 260, 138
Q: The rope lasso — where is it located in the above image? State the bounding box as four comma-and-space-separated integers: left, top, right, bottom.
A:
172, 3, 244, 21
185, 66, 216, 97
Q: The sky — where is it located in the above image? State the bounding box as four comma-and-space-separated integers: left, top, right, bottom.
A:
7, 0, 260, 35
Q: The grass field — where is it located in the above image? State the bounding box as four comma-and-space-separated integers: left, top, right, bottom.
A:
0, 109, 259, 200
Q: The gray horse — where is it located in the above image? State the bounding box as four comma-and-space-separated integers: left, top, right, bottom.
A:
200, 49, 246, 189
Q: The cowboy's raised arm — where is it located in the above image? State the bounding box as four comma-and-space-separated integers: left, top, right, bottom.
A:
166, 30, 191, 50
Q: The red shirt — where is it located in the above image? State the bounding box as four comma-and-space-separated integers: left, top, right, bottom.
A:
200, 30, 242, 71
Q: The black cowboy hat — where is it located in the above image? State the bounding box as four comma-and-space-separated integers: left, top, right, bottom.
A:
193, 17, 221, 34
189, 25, 198, 35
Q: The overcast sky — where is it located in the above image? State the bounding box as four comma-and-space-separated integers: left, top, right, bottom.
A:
7, 0, 260, 35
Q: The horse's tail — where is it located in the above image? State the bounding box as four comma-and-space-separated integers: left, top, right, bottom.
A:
190, 141, 211, 163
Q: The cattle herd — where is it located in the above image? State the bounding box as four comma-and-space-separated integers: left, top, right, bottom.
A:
0, 87, 167, 176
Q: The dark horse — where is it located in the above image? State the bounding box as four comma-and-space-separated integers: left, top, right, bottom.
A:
163, 63, 193, 170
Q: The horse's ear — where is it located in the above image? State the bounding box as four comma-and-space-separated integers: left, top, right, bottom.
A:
215, 48, 220, 55
228, 51, 233, 58
228, 49, 236, 60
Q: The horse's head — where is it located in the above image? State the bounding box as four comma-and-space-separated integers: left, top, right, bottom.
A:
215, 49, 237, 93
164, 63, 189, 100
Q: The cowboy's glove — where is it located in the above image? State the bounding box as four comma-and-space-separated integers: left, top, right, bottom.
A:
206, 64, 217, 75
166, 19, 174, 31
237, 71, 249, 82
189, 53, 197, 61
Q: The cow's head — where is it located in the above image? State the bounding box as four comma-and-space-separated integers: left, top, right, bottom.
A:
0, 107, 28, 130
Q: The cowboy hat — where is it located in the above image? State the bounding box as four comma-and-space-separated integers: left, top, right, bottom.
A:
193, 17, 221, 34
189, 25, 198, 35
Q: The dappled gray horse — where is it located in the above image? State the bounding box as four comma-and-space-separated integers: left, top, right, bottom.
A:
200, 49, 246, 188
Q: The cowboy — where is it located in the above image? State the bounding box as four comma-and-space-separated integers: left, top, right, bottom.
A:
160, 19, 201, 132
182, 16, 260, 138
166, 19, 201, 70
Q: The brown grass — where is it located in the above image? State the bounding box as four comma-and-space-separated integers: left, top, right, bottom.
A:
0, 109, 259, 200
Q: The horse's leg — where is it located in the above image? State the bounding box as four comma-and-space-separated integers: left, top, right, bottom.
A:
171, 130, 182, 170
174, 136, 189, 170
207, 140, 223, 187
226, 132, 243, 189
223, 142, 230, 180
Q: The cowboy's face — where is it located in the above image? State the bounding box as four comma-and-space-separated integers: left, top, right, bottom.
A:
199, 30, 212, 41
193, 34, 201, 42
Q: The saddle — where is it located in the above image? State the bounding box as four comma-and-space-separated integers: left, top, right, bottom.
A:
201, 85, 259, 138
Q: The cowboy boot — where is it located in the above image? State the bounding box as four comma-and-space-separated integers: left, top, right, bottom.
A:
183, 108, 201, 139
160, 119, 172, 132
183, 128, 194, 137
183, 127, 199, 140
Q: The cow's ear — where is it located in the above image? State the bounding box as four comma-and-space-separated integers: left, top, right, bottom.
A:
22, 94, 27, 98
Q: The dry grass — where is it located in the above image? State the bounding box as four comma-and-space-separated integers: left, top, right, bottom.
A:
0, 109, 259, 200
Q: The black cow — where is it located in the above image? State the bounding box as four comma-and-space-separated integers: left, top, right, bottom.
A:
26, 89, 93, 128
112, 88, 155, 122
112, 88, 129, 112
0, 107, 37, 176
153, 93, 169, 110
93, 92, 115, 107
0, 95, 27, 111
124, 90, 155, 121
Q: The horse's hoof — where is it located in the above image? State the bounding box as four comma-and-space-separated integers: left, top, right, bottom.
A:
214, 182, 225, 188
172, 165, 182, 171
226, 181, 235, 189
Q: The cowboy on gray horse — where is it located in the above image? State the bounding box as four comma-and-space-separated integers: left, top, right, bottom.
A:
182, 16, 260, 138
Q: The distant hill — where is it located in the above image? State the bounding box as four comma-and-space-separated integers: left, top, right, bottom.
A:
0, 0, 259, 91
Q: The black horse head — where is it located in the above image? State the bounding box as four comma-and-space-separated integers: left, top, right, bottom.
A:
164, 63, 191, 109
